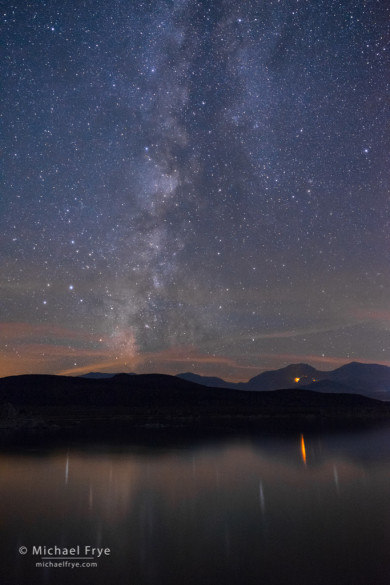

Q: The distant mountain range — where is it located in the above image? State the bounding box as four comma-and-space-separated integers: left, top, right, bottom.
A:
81, 362, 390, 400
178, 362, 390, 399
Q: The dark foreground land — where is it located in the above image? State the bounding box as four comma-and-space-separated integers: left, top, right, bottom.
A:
1, 373, 390, 439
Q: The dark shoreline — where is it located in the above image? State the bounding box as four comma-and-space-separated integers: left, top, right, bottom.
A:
1, 373, 390, 443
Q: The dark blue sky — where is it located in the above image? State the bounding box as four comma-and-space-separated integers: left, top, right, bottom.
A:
1, 0, 389, 379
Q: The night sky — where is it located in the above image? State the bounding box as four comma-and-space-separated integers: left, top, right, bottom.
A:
1, 0, 389, 380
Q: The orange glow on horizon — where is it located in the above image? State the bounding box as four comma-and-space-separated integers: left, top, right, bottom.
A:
2, 321, 390, 381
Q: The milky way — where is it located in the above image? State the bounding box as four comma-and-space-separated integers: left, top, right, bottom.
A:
1, 0, 389, 379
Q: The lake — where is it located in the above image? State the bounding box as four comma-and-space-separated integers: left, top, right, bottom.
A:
1, 425, 390, 585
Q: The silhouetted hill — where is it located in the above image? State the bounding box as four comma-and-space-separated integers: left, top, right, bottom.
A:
0, 373, 211, 407
81, 372, 117, 379
220, 362, 390, 399
0, 373, 389, 434
177, 365, 323, 392
246, 363, 321, 391
328, 362, 390, 395
302, 380, 356, 394
177, 372, 236, 389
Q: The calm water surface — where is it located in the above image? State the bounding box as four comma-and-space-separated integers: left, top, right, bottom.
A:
1, 426, 390, 585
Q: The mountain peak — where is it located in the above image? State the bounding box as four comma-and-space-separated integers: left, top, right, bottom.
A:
247, 363, 321, 390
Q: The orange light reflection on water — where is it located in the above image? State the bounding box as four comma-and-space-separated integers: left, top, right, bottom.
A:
301, 434, 307, 465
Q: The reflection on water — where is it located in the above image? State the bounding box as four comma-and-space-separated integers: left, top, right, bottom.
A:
1, 426, 390, 585
300, 433, 307, 465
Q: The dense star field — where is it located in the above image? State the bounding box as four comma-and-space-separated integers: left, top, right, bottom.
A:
1, 0, 389, 379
